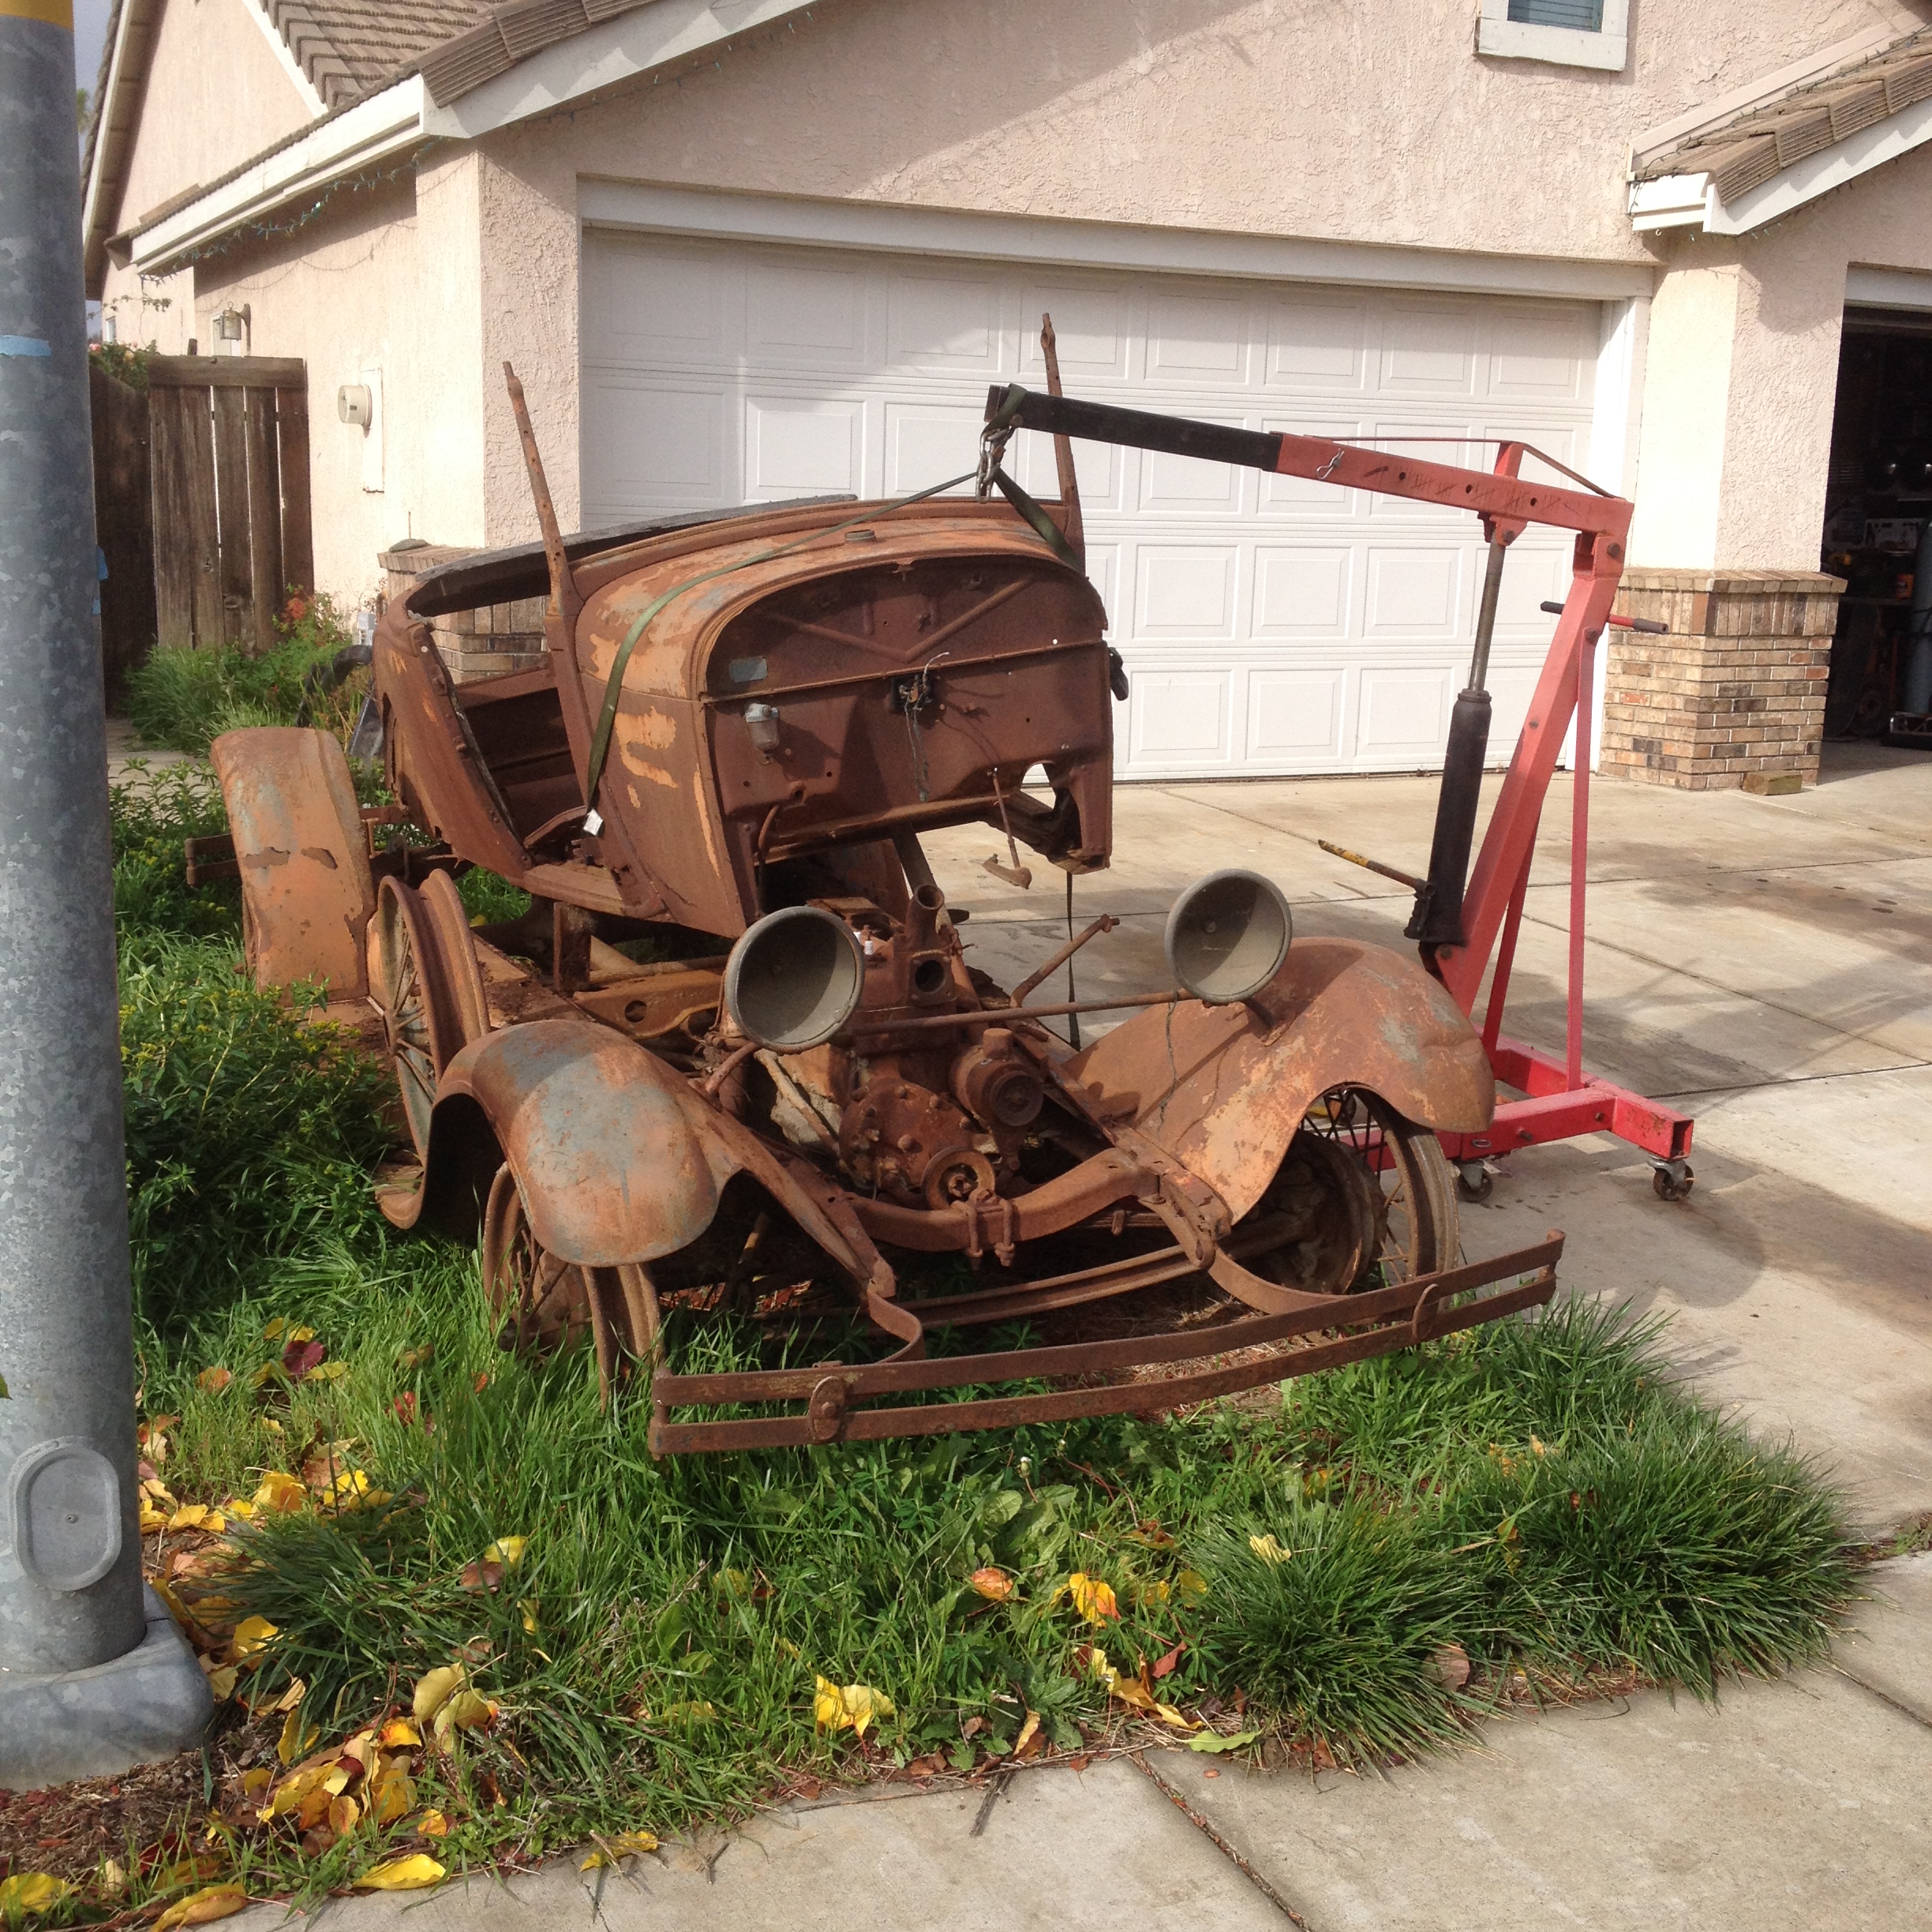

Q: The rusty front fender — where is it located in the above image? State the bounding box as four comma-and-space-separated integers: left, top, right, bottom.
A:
1069, 938, 1493, 1222
403, 1019, 867, 1279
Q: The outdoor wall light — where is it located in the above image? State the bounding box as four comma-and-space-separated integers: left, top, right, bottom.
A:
214, 304, 250, 353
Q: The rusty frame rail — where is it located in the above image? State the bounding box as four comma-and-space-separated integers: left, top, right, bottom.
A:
647, 1233, 1563, 1454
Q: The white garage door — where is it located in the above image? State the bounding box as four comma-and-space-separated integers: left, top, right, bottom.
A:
580, 229, 1601, 780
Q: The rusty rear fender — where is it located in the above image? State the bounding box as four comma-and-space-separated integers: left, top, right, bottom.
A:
1068, 938, 1493, 1224
405, 1019, 866, 1279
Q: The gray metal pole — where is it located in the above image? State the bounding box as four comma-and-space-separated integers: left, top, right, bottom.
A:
0, 0, 208, 1785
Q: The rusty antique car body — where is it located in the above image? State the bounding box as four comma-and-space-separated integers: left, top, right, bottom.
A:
209, 358, 1566, 1454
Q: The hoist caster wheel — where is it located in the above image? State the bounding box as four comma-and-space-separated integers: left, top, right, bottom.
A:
1652, 1165, 1694, 1203
1455, 1161, 1495, 1204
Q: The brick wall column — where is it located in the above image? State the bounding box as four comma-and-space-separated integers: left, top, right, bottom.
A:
377, 545, 547, 684
1600, 569, 1844, 792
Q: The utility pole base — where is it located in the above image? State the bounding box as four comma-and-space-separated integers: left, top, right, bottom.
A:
0, 1589, 212, 1790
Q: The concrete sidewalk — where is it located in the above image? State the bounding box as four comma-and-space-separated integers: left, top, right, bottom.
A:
240, 744, 1932, 1928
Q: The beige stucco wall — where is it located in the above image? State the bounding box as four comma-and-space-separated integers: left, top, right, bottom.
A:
1629, 136, 1932, 572
192, 153, 489, 610
99, 0, 316, 354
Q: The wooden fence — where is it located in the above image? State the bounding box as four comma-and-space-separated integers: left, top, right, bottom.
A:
146, 355, 313, 653
89, 361, 155, 704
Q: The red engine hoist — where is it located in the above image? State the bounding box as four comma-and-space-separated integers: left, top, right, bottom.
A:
983, 385, 1696, 1201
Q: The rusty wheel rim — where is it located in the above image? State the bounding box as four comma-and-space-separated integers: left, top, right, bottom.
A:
372, 876, 464, 1160
1297, 1086, 1457, 1290
480, 1164, 590, 1355
1237, 1087, 1456, 1295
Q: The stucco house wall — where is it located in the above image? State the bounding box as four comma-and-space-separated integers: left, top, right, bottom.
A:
98, 0, 317, 353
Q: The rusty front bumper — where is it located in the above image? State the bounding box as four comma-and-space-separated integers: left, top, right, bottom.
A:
647, 1232, 1563, 1455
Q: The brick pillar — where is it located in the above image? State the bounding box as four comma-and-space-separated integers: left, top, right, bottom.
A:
1600, 569, 1844, 792
376, 544, 548, 685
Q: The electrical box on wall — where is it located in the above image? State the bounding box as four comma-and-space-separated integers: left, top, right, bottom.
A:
337, 384, 370, 426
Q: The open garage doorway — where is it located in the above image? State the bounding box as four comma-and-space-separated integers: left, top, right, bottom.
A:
1820, 309, 1932, 748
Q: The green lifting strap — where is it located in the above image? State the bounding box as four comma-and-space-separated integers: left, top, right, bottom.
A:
578, 457, 1074, 818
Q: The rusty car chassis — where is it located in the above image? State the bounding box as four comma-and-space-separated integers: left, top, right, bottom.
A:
207, 359, 1579, 1455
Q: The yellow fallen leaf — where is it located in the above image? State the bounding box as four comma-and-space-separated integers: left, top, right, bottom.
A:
271, 1678, 307, 1716
231, 1616, 279, 1659
1088, 1647, 1196, 1730
141, 1477, 177, 1505
1249, 1533, 1290, 1565
354, 1855, 445, 1892
369, 1757, 415, 1825
656, 1699, 717, 1726
140, 1503, 170, 1533
580, 1830, 659, 1870
154, 1885, 251, 1929
240, 1767, 273, 1799
260, 1319, 289, 1342
812, 1676, 893, 1738
1013, 1709, 1042, 1758
968, 1567, 1013, 1603
521, 1601, 541, 1634
252, 1471, 306, 1515
417, 1809, 451, 1838
484, 1536, 527, 1567
197, 1367, 234, 1394
1067, 1573, 1119, 1624
203, 1663, 239, 1701
329, 1795, 361, 1835
277, 1702, 319, 1765
263, 1761, 337, 1822
380, 1717, 422, 1748
166, 1503, 226, 1533
411, 1663, 467, 1723
222, 1499, 256, 1523
99, 1858, 129, 1898
305, 1361, 350, 1384
0, 1874, 77, 1915
1175, 1569, 1209, 1603
432, 1689, 498, 1742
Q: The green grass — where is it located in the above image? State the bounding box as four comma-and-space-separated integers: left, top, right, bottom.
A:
62, 769, 1859, 1912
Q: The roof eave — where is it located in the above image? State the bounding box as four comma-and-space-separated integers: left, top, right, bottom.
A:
1628, 88, 1932, 238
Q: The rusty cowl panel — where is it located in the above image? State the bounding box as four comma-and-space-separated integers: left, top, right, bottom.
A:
211, 728, 376, 998
425, 1018, 867, 1283
1071, 938, 1494, 1222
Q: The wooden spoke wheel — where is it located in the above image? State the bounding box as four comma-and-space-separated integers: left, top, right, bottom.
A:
1236, 1085, 1458, 1296
480, 1165, 661, 1404
370, 873, 488, 1160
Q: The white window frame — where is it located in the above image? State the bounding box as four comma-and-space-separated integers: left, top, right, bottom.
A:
1476, 0, 1629, 73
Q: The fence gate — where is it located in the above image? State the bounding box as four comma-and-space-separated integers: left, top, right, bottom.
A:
147, 355, 313, 652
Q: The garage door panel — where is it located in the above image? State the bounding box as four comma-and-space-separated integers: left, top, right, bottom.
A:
1129, 668, 1234, 764
1357, 664, 1457, 760
746, 259, 867, 366
1135, 545, 1241, 638
886, 271, 1003, 370
1485, 304, 1594, 402
1485, 658, 1544, 754
1263, 298, 1368, 391
746, 396, 862, 496
1148, 290, 1252, 384
582, 233, 732, 364
1363, 546, 1465, 637
1380, 306, 1479, 395
1018, 281, 1132, 380
1253, 546, 1354, 638
582, 376, 731, 510
580, 231, 1601, 781
1247, 666, 1347, 764
884, 402, 981, 496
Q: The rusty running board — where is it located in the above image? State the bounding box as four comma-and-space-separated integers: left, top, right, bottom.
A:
647, 1232, 1563, 1455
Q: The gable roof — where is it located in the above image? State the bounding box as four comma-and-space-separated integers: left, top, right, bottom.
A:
260, 1, 497, 110
1630, 27, 1932, 230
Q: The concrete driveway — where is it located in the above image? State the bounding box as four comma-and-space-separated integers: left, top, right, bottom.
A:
233, 745, 1932, 1930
